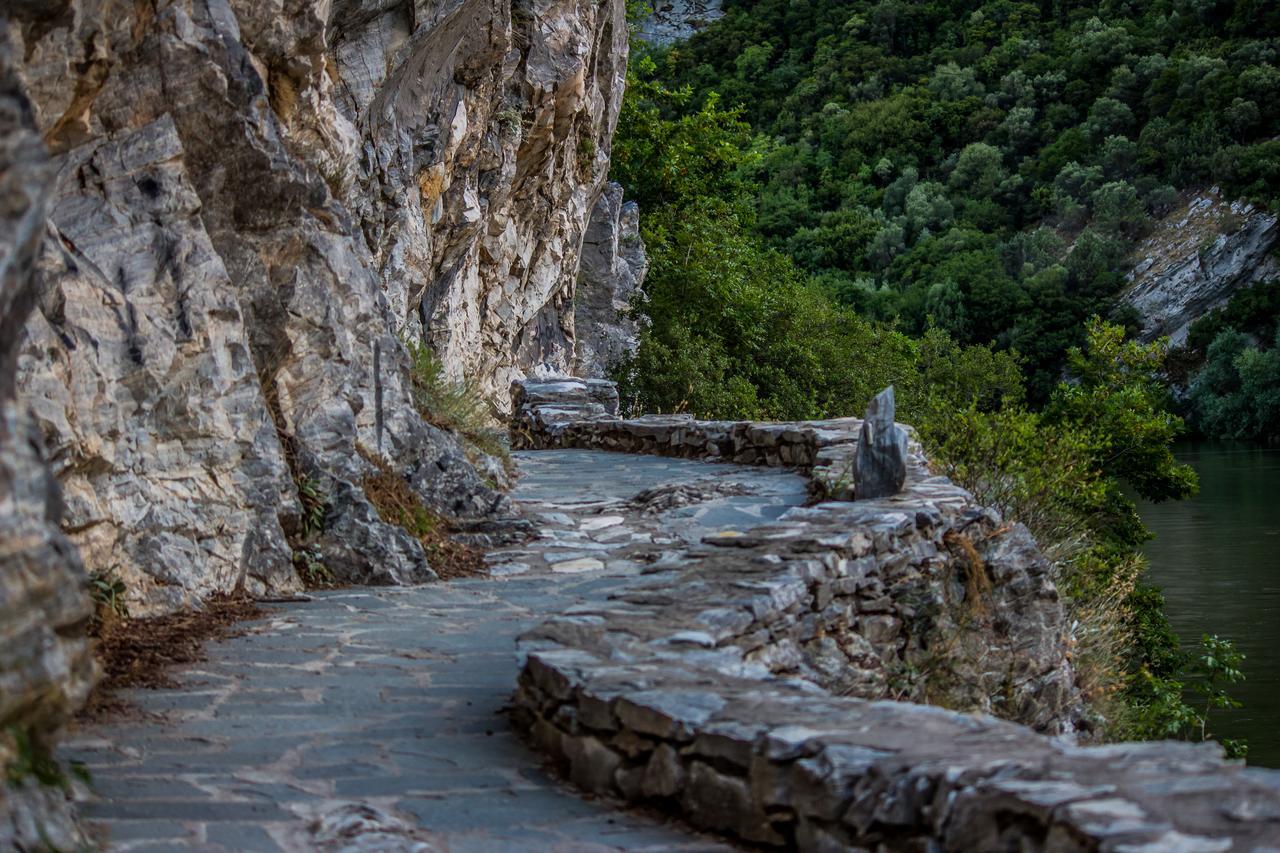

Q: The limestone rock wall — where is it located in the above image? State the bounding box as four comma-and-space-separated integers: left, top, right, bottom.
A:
0, 37, 94, 849
4, 0, 631, 614
332, 0, 631, 393
1123, 187, 1278, 346
573, 182, 648, 378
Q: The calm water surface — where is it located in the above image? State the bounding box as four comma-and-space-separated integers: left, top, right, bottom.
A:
1137, 442, 1280, 767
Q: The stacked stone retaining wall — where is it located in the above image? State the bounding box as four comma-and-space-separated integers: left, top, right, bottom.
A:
510, 378, 926, 501
509, 377, 1280, 850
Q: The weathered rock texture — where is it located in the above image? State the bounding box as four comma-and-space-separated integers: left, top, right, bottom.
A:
1124, 187, 1278, 346
5, 0, 631, 614
510, 378, 1280, 850
0, 34, 94, 850
573, 181, 648, 378
639, 0, 725, 45
852, 386, 907, 500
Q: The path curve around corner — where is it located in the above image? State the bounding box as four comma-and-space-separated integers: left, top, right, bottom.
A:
60, 450, 809, 851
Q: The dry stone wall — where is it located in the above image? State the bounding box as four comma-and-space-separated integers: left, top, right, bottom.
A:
510, 377, 1280, 850
512, 377, 922, 501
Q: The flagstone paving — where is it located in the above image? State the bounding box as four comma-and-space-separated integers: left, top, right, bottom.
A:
61, 450, 807, 851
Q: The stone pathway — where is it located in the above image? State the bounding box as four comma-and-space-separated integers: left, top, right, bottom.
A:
61, 451, 807, 851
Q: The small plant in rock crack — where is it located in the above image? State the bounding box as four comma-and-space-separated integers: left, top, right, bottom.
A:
402, 338, 511, 470
4, 726, 70, 789
88, 570, 128, 630
577, 136, 597, 174
293, 545, 335, 588
297, 475, 329, 538
885, 660, 924, 701
496, 107, 523, 137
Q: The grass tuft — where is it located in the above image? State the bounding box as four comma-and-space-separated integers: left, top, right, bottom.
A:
358, 447, 486, 579
403, 339, 511, 471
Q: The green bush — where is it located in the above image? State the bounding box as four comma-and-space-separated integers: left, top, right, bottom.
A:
1188, 328, 1280, 442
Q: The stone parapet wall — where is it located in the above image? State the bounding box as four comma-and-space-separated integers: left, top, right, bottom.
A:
509, 378, 1280, 849
510, 378, 930, 501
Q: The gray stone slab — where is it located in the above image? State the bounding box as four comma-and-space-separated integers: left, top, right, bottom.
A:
204, 822, 286, 851
97, 820, 192, 842
82, 801, 291, 822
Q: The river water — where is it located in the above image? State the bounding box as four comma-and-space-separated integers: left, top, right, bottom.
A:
1137, 442, 1280, 767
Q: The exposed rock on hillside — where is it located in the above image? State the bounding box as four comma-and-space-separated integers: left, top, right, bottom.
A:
1123, 187, 1278, 346
4, 0, 630, 614
0, 38, 94, 850
638, 0, 724, 45
573, 182, 648, 378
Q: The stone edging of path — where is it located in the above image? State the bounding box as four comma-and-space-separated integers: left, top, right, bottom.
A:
510, 377, 926, 500
509, 377, 1280, 850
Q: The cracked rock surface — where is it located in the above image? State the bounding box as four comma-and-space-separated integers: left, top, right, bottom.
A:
1123, 186, 1278, 346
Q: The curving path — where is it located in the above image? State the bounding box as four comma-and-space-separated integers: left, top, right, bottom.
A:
60, 451, 807, 851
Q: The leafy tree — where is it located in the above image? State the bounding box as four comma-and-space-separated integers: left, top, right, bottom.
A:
613, 0, 1252, 747
1188, 327, 1280, 441
1049, 319, 1198, 506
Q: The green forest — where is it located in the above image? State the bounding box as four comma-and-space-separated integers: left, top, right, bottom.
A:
620, 0, 1279, 427
610, 0, 1278, 752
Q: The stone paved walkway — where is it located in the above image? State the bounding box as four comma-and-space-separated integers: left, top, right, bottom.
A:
61, 451, 806, 851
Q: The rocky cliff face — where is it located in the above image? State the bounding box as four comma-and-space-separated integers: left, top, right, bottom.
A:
4, 0, 631, 615
1123, 187, 1278, 346
638, 0, 724, 46
573, 181, 648, 378
0, 37, 94, 849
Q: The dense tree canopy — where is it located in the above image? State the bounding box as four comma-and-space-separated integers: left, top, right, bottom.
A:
643, 0, 1279, 401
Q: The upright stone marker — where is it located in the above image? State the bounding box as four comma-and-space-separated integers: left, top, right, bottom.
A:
854, 386, 908, 499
